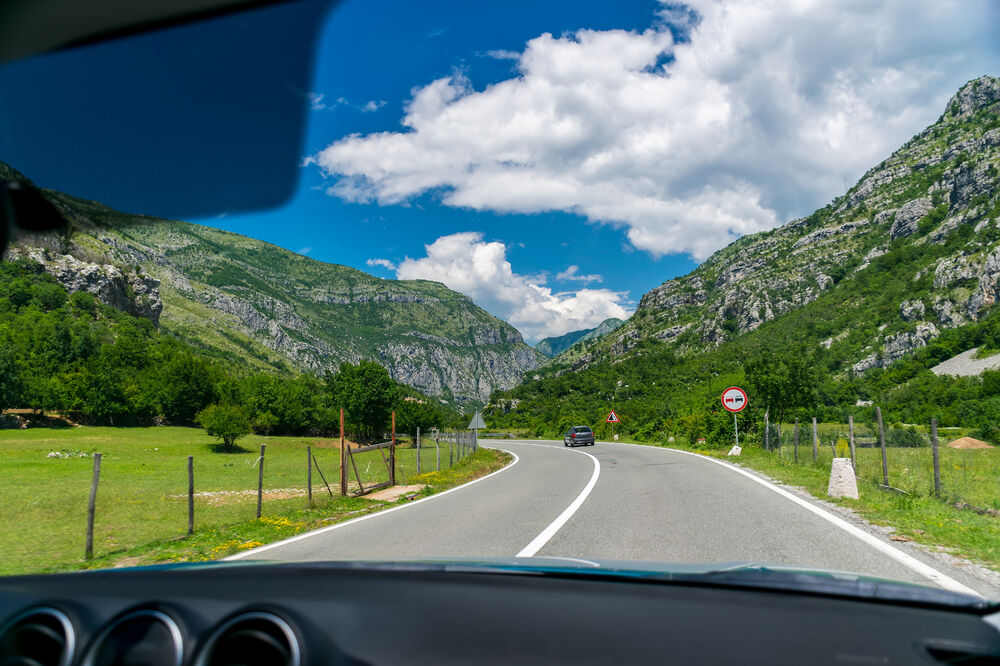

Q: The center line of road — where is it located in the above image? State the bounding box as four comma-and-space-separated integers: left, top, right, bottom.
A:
515, 444, 601, 558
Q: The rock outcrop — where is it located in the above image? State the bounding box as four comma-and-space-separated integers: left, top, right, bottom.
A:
7, 247, 162, 324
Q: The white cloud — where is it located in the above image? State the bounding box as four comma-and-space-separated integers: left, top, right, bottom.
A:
297, 246, 313, 255
308, 93, 326, 110
361, 100, 387, 113
556, 265, 602, 284
392, 232, 631, 342
483, 49, 520, 60
366, 258, 397, 271
311, 0, 1000, 261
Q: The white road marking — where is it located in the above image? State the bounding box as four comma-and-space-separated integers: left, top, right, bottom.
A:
226, 449, 520, 561
515, 443, 601, 558
613, 442, 982, 598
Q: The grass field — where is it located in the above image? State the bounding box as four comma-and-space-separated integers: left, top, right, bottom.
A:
0, 426, 498, 576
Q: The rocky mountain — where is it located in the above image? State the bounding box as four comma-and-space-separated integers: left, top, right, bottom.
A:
563, 76, 1000, 376
534, 318, 624, 357
2, 165, 544, 405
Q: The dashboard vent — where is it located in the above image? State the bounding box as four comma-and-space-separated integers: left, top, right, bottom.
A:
0, 607, 74, 666
87, 609, 183, 666
198, 612, 300, 666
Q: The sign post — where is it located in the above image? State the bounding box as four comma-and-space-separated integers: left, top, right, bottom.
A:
468, 411, 486, 451
606, 410, 620, 441
721, 386, 748, 456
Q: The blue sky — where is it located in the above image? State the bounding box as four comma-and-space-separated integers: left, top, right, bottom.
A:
2, 0, 999, 343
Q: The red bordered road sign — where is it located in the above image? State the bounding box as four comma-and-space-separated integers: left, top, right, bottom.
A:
721, 386, 748, 413
606, 410, 620, 423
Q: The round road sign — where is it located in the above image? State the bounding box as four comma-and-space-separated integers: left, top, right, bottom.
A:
721, 386, 748, 413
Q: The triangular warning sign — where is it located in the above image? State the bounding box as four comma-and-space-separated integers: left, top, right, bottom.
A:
468, 411, 487, 430
606, 410, 620, 423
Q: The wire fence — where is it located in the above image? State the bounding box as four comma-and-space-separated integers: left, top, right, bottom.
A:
758, 410, 999, 514
68, 414, 484, 563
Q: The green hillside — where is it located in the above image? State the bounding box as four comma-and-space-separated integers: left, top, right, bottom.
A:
3, 170, 544, 407
488, 76, 1000, 440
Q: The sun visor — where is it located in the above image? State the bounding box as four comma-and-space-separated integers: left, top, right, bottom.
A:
0, 0, 335, 220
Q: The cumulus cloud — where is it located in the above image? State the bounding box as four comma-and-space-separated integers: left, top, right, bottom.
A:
297, 246, 312, 255
311, 0, 1000, 260
361, 100, 387, 113
556, 265, 602, 284
366, 258, 397, 271
392, 232, 631, 342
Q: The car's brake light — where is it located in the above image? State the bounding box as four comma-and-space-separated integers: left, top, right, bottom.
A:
571, 433, 575, 438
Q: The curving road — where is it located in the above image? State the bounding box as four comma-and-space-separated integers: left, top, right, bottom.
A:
232, 439, 999, 598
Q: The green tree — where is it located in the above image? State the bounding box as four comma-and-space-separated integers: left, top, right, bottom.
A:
159, 351, 217, 423
743, 350, 818, 431
197, 403, 252, 451
0, 347, 22, 412
253, 410, 278, 436
329, 360, 398, 439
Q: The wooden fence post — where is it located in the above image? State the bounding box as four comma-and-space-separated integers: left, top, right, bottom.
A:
449, 434, 453, 467
812, 417, 818, 462
764, 410, 769, 450
256, 444, 266, 519
931, 418, 941, 497
417, 427, 421, 475
390, 411, 396, 486
187, 455, 194, 536
876, 406, 889, 487
435, 430, 440, 471
85, 453, 102, 560
848, 415, 856, 473
340, 408, 347, 496
307, 445, 312, 505
793, 419, 799, 463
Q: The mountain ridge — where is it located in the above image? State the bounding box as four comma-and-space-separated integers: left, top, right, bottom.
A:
534, 318, 624, 357
5, 182, 545, 406
486, 75, 1000, 437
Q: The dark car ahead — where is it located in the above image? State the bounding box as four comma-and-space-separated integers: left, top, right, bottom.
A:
563, 426, 595, 447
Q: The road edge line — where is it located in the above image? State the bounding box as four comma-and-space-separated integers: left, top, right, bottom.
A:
515, 443, 601, 558
612, 441, 982, 598
225, 448, 520, 561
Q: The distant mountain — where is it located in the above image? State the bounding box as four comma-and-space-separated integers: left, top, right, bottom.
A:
4, 167, 545, 405
534, 318, 624, 357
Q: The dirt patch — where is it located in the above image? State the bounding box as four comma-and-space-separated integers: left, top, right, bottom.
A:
367, 484, 427, 501
8, 409, 83, 427
173, 488, 310, 506
947, 436, 994, 450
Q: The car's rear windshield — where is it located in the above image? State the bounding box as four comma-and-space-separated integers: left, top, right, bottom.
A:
574, 427, 592, 433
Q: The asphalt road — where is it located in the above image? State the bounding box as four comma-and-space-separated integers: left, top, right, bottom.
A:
234, 439, 999, 598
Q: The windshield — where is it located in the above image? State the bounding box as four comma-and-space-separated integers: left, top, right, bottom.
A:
1, 0, 999, 608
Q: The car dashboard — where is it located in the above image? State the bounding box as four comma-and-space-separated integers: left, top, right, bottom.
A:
1, 560, 999, 665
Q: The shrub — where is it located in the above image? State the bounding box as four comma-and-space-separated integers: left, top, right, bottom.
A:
197, 403, 252, 451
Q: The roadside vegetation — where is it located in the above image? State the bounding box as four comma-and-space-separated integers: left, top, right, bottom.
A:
0, 256, 465, 436
0, 426, 509, 575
